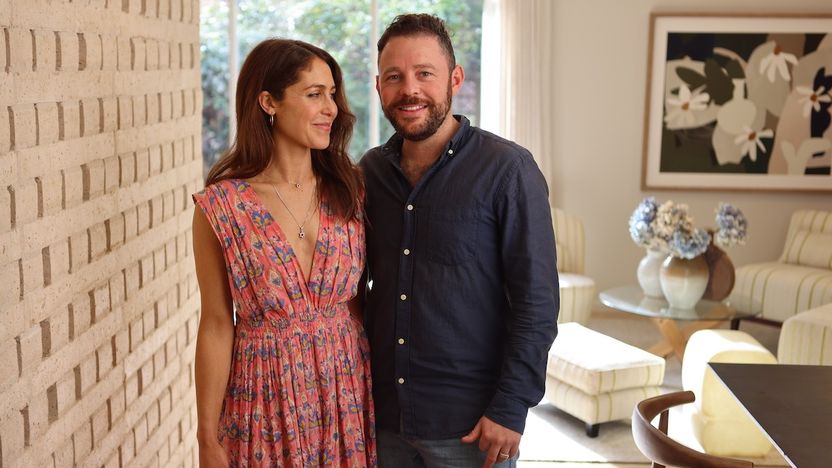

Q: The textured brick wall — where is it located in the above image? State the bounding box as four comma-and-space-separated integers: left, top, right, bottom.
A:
0, 1, 202, 466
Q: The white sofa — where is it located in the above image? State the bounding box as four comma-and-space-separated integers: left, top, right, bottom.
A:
551, 208, 595, 325
682, 302, 832, 456
729, 209, 832, 324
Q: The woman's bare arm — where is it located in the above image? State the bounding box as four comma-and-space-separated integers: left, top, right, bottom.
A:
347, 269, 367, 321
192, 207, 235, 455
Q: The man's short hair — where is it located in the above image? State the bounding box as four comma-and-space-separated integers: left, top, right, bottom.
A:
377, 13, 456, 69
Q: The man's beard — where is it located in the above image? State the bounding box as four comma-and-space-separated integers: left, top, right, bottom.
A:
382, 83, 453, 142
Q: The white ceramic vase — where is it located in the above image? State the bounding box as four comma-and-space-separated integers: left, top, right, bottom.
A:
637, 249, 666, 298
659, 255, 709, 309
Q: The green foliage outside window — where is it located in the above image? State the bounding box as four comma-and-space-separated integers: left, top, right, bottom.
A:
200, 0, 483, 176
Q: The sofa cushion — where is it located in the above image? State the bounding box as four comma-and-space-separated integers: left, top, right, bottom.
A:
782, 230, 832, 269
779, 210, 832, 263
729, 261, 832, 322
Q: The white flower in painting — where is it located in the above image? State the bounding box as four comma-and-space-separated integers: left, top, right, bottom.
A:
796, 85, 831, 117
758, 44, 798, 83
733, 126, 774, 162
665, 85, 710, 127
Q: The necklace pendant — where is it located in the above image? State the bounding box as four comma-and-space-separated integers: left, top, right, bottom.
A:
294, 183, 302, 190
298, 227, 305, 239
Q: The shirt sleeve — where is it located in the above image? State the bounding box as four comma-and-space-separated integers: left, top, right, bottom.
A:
484, 152, 559, 434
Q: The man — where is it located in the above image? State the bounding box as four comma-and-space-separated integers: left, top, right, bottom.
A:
360, 13, 559, 468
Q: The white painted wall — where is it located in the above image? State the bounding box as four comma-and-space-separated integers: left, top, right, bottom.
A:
548, 0, 832, 293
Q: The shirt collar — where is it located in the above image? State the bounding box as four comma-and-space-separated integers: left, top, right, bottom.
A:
381, 115, 471, 167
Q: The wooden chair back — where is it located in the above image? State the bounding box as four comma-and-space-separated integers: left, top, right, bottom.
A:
632, 390, 754, 468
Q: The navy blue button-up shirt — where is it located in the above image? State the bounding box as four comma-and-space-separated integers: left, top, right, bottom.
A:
359, 116, 559, 439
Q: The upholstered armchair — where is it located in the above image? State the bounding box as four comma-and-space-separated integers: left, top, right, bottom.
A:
777, 302, 832, 365
729, 209, 832, 325
551, 208, 595, 325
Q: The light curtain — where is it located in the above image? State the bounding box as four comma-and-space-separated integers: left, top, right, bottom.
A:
480, 0, 554, 183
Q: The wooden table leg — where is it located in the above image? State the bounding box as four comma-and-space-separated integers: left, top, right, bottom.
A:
654, 319, 688, 360
647, 340, 674, 358
648, 320, 725, 360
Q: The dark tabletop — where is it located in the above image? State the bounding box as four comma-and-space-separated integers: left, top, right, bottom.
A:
709, 363, 832, 468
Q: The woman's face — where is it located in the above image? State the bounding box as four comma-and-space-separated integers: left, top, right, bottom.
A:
273, 57, 338, 153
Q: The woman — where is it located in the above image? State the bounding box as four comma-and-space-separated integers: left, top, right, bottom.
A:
192, 39, 375, 467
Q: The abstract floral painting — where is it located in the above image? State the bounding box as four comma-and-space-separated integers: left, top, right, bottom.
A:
642, 14, 832, 191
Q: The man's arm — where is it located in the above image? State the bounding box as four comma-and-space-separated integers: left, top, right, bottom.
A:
465, 151, 559, 464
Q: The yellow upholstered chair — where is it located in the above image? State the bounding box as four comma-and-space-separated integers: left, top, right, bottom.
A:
681, 331, 776, 457
551, 208, 595, 325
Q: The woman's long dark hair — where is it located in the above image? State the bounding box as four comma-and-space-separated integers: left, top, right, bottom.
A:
206, 39, 363, 220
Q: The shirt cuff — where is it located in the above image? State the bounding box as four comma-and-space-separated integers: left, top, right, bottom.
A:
484, 391, 530, 435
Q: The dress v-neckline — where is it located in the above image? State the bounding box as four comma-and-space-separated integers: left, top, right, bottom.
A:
236, 179, 323, 292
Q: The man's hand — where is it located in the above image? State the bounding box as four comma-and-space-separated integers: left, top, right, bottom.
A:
461, 416, 521, 467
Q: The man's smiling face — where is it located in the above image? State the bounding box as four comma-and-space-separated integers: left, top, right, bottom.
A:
377, 35, 459, 141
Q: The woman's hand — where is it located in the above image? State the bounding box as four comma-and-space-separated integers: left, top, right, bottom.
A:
198, 438, 229, 468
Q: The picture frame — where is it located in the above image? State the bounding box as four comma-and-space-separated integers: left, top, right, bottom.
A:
642, 13, 832, 192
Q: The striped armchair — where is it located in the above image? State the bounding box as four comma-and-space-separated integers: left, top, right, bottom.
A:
551, 208, 595, 325
729, 209, 832, 324
778, 302, 832, 365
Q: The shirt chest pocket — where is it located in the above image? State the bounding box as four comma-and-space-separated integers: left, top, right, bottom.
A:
424, 206, 480, 265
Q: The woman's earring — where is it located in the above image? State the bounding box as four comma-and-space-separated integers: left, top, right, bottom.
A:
269, 114, 274, 126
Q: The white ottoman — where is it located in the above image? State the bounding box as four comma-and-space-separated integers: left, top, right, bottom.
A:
545, 322, 666, 437
682, 329, 776, 457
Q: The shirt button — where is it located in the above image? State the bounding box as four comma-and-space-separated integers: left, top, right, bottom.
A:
398, 338, 405, 345
398, 378, 405, 384
400, 294, 407, 301
406, 204, 414, 211
448, 149, 454, 155
403, 248, 411, 255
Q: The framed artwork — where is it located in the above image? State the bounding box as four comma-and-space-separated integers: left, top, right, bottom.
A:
642, 13, 832, 191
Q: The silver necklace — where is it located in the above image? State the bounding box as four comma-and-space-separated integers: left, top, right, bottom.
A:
277, 178, 307, 191
272, 183, 318, 239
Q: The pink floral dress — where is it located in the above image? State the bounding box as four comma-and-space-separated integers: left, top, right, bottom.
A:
193, 179, 376, 467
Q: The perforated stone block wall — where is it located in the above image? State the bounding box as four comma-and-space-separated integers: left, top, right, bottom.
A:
0, 0, 202, 466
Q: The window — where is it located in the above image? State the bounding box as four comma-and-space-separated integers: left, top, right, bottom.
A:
200, 0, 483, 175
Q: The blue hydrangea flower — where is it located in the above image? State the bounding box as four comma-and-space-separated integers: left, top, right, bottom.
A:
629, 198, 744, 258
714, 203, 748, 247
669, 228, 711, 259
628, 197, 659, 248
